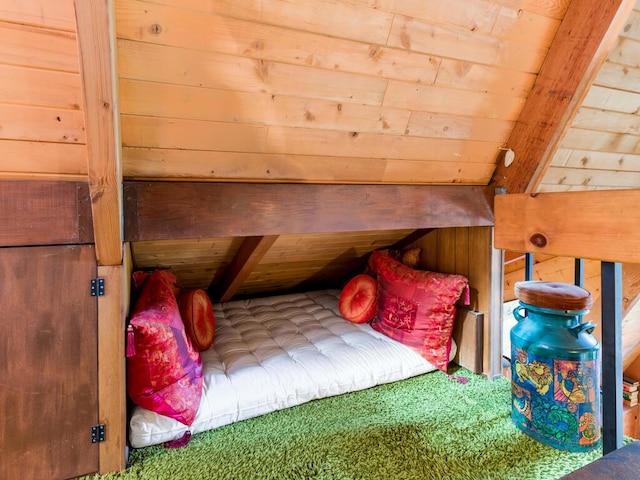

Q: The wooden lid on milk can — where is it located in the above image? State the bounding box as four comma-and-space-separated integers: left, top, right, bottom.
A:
514, 280, 592, 311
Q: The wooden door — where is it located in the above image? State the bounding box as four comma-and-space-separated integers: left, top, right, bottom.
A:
0, 245, 99, 479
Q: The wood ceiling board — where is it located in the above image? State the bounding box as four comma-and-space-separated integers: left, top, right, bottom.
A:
122, 149, 494, 185
123, 182, 495, 242
0, 0, 76, 31
0, 104, 85, 144
128, 0, 395, 45
0, 21, 79, 72
115, 0, 438, 84
117, 39, 387, 106
0, 140, 87, 178
119, 79, 411, 136
0, 64, 82, 110
491, 0, 637, 194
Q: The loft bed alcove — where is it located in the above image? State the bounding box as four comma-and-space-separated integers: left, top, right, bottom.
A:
4, 0, 640, 477
121, 181, 504, 449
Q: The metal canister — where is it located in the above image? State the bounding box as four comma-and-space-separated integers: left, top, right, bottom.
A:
511, 281, 600, 452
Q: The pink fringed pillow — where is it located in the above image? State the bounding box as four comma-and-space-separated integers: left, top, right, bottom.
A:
369, 251, 468, 372
126, 270, 203, 428
339, 274, 378, 323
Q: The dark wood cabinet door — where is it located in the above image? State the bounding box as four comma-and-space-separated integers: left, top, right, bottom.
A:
0, 245, 99, 480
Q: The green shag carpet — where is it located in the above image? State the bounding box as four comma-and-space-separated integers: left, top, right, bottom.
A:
87, 368, 603, 480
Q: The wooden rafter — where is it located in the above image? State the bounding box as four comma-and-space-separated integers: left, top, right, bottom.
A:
75, 0, 122, 266
212, 235, 279, 302
491, 0, 637, 194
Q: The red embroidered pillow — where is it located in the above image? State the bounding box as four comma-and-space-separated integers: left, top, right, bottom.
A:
339, 274, 378, 323
369, 251, 468, 372
179, 289, 216, 351
127, 270, 203, 427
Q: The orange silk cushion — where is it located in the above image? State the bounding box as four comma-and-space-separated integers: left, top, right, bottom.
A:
179, 289, 216, 351
339, 274, 378, 324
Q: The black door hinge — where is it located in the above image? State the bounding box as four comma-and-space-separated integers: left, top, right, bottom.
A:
91, 424, 106, 443
91, 278, 105, 296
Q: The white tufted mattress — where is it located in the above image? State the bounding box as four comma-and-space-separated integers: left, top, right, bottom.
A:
129, 289, 453, 448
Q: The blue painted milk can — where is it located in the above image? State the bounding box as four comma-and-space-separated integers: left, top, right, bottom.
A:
510, 281, 600, 452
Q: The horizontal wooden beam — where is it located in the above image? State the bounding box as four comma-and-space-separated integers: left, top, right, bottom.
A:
495, 189, 640, 263
0, 180, 93, 247
124, 182, 495, 242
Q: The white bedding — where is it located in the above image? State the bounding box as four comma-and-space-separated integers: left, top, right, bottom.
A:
129, 289, 453, 448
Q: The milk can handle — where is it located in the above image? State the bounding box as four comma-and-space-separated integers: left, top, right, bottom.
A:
513, 306, 527, 323
568, 321, 596, 338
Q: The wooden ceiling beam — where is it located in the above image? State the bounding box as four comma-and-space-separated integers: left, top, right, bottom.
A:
491, 0, 637, 194
213, 235, 279, 302
123, 182, 496, 242
495, 189, 640, 264
0, 180, 93, 247
75, 0, 122, 266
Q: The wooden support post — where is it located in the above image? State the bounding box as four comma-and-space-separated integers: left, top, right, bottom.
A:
601, 261, 623, 454
525, 253, 534, 281
575, 258, 585, 288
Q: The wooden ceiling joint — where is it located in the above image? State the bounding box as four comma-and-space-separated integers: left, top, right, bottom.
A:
491, 0, 637, 194
212, 235, 279, 302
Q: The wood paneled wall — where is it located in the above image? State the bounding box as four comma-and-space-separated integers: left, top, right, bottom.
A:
539, 2, 640, 192
115, 0, 564, 185
413, 226, 503, 378
0, 0, 88, 180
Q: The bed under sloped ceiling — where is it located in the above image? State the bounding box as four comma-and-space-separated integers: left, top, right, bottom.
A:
2, 0, 640, 477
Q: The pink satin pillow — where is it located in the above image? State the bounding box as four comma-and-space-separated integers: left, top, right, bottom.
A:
127, 270, 203, 427
369, 251, 468, 372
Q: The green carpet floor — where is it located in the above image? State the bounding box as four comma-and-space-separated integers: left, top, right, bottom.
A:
87, 368, 604, 480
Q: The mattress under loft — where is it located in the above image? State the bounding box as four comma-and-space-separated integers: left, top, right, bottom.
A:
129, 289, 452, 448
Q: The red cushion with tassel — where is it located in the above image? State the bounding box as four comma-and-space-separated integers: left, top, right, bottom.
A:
126, 270, 203, 429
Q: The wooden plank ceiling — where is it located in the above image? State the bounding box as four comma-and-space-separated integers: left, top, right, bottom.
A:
114, 0, 562, 184
2, 0, 640, 297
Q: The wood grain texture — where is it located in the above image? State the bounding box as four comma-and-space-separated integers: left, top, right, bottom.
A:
0, 0, 76, 31
97, 263, 127, 473
495, 189, 640, 263
123, 182, 495, 242
452, 309, 484, 374
492, 0, 637, 194
122, 148, 495, 185
75, 0, 123, 266
559, 440, 640, 479
0, 245, 99, 480
0, 180, 93, 246
413, 226, 503, 377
